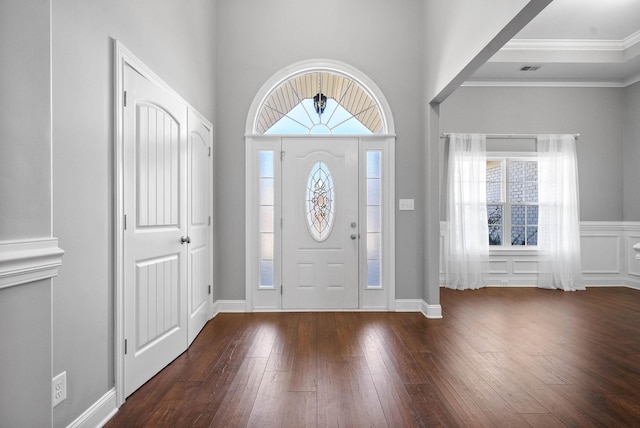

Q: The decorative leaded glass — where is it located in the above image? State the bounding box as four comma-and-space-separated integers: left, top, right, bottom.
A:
258, 71, 383, 135
306, 162, 335, 241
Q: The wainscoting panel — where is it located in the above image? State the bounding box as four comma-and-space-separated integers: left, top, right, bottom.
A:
489, 259, 509, 275
580, 234, 620, 274
512, 259, 539, 274
440, 221, 640, 288
627, 233, 640, 277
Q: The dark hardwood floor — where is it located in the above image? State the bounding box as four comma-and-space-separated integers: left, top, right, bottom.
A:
105, 287, 640, 427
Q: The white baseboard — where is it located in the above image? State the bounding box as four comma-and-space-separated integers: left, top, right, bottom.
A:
212, 299, 445, 314
213, 299, 247, 314
394, 299, 422, 312
421, 301, 443, 319
67, 388, 117, 428
624, 277, 640, 290
394, 299, 443, 319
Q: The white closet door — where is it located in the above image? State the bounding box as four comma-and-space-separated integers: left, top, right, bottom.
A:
123, 64, 188, 397
186, 108, 212, 345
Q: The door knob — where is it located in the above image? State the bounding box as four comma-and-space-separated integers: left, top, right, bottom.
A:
351, 234, 357, 240
181, 236, 191, 244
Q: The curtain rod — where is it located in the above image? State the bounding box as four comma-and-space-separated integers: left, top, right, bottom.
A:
440, 133, 580, 140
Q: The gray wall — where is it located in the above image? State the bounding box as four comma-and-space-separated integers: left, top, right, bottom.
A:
440, 86, 625, 221
624, 81, 640, 221
51, 1, 216, 426
0, 0, 51, 240
0, 281, 53, 428
0, 0, 53, 426
216, 0, 426, 300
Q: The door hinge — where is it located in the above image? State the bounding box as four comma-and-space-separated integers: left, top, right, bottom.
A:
208, 285, 211, 295
124, 214, 127, 230
280, 285, 283, 295
280, 218, 283, 228
280, 150, 285, 161
208, 147, 212, 157
123, 90, 127, 107
208, 216, 212, 226
124, 339, 128, 355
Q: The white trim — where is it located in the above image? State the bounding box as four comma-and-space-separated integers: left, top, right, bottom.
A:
581, 221, 626, 232
67, 388, 117, 428
503, 38, 626, 52
502, 31, 640, 54
214, 300, 247, 313
625, 277, 640, 290
113, 39, 126, 407
245, 59, 395, 135
394, 299, 422, 312
219, 299, 413, 314
463, 80, 628, 88
0, 238, 64, 289
626, 73, 640, 88
624, 30, 640, 50
422, 301, 443, 319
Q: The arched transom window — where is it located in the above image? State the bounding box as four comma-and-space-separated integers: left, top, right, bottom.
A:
256, 71, 384, 135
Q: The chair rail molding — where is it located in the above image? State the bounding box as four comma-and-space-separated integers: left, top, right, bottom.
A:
0, 238, 64, 289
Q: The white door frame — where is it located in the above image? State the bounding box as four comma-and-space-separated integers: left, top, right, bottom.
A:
245, 135, 395, 311
113, 41, 214, 406
244, 59, 396, 312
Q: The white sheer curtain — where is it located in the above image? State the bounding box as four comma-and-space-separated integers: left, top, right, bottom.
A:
537, 134, 585, 291
446, 134, 489, 290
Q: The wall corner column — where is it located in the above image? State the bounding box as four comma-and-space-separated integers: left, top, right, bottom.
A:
422, 102, 442, 318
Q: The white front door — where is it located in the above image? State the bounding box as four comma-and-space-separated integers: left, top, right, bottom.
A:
123, 63, 189, 396
282, 138, 359, 309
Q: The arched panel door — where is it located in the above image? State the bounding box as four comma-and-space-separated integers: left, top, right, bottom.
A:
123, 63, 188, 396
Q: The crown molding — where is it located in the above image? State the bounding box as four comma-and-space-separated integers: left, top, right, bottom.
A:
462, 80, 626, 88
623, 30, 640, 50
504, 38, 623, 51
505, 30, 640, 52
626, 72, 640, 87
492, 31, 640, 65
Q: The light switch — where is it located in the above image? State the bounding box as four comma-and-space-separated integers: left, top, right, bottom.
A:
399, 199, 414, 211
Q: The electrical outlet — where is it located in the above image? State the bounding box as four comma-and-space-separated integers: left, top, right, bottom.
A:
52, 371, 67, 407
399, 198, 414, 211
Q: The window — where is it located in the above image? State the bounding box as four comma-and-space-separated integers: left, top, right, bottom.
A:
366, 150, 382, 288
256, 71, 384, 135
259, 150, 275, 287
487, 157, 538, 247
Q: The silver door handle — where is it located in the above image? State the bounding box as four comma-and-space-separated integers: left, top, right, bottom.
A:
350, 234, 357, 240
181, 236, 191, 244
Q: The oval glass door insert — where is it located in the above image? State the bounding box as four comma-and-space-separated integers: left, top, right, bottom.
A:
306, 161, 335, 241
